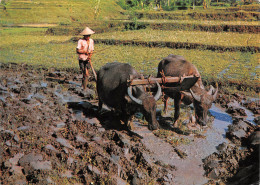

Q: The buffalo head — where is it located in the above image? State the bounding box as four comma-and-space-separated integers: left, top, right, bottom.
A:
127, 81, 161, 130
184, 85, 218, 126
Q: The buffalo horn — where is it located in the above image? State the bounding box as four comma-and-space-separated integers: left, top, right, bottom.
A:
207, 85, 218, 101
212, 85, 218, 101
207, 85, 215, 95
153, 81, 162, 101
127, 86, 143, 105
190, 88, 201, 102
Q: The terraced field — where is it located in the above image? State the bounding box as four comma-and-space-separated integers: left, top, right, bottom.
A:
93, 29, 259, 49
0, 0, 125, 25
1, 4, 259, 89
0, 1, 259, 185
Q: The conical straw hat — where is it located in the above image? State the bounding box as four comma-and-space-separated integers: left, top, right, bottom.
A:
80, 27, 95, 35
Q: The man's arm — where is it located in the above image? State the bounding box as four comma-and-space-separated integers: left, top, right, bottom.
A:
76, 48, 88, 54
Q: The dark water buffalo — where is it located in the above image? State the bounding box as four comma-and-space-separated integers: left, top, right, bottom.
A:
157, 54, 218, 126
97, 62, 162, 130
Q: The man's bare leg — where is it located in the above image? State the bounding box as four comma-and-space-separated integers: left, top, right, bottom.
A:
82, 68, 89, 89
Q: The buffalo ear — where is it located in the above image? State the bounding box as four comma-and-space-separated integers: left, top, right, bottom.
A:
207, 84, 218, 101
207, 85, 215, 95
181, 91, 193, 100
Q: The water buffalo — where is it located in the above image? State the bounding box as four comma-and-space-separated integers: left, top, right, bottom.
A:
97, 62, 162, 130
157, 54, 218, 126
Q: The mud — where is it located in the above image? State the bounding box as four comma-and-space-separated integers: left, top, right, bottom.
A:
0, 63, 259, 184
204, 92, 259, 184
203, 125, 259, 184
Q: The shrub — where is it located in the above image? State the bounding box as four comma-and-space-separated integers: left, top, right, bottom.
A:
117, 0, 153, 10
175, 0, 193, 10
117, 0, 131, 10
211, 2, 230, 7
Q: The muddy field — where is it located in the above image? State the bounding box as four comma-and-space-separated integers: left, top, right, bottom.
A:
0, 63, 259, 185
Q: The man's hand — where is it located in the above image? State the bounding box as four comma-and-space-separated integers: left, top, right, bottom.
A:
88, 53, 93, 58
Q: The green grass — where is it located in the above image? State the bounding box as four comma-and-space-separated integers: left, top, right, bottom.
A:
0, 28, 258, 87
93, 29, 259, 47
0, 26, 258, 92
0, 0, 125, 25
154, 129, 192, 147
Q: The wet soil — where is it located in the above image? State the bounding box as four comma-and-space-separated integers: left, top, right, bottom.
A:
0, 63, 259, 185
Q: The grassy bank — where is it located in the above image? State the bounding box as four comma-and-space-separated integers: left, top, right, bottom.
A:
93, 39, 259, 53
93, 29, 259, 49
134, 19, 260, 33
134, 9, 260, 21
46, 19, 260, 37
135, 19, 260, 26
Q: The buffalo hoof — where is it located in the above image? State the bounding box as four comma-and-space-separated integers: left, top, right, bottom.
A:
127, 121, 134, 130
173, 120, 179, 128
148, 123, 159, 131
187, 122, 200, 131
198, 121, 207, 127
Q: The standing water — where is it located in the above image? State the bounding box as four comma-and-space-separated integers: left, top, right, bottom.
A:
133, 104, 234, 185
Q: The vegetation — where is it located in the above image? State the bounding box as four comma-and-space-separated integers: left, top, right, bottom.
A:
135, 19, 260, 26
117, 0, 259, 11
94, 29, 259, 47
154, 129, 192, 147
0, 0, 259, 91
0, 27, 258, 89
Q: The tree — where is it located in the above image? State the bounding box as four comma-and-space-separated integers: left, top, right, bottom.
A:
94, 0, 101, 19
203, 0, 211, 9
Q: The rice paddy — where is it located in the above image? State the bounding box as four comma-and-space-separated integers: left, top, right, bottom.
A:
0, 1, 259, 92
93, 29, 259, 48
0, 27, 258, 88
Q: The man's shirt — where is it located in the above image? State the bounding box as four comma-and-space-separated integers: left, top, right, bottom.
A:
77, 38, 94, 61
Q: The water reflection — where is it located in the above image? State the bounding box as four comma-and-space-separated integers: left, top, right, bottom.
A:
210, 109, 233, 123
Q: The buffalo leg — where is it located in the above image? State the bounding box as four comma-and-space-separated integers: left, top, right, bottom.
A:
126, 115, 134, 130
173, 94, 181, 127
163, 95, 169, 113
121, 111, 130, 127
120, 105, 133, 130
98, 97, 103, 112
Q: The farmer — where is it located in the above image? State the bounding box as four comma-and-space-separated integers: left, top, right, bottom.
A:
76, 27, 95, 89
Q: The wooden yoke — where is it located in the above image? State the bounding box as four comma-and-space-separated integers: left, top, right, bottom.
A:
127, 73, 200, 100
127, 75, 199, 87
